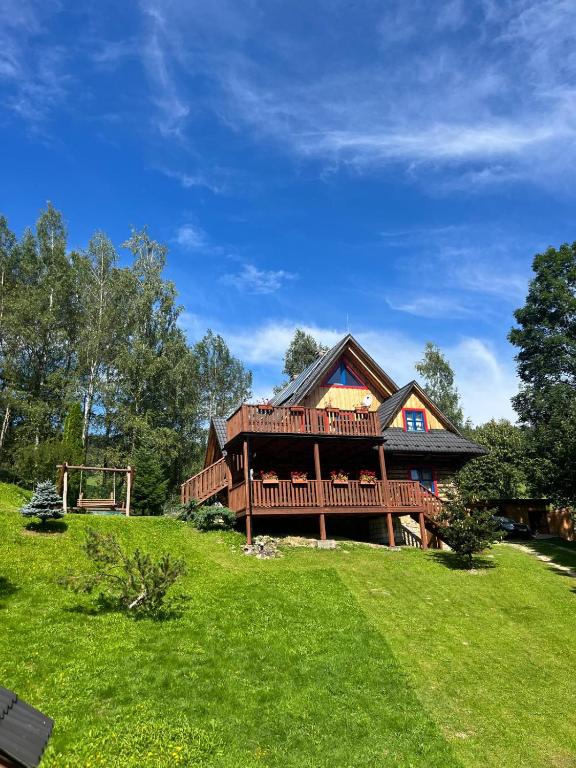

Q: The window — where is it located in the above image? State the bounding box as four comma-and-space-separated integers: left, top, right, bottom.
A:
324, 360, 366, 388
409, 468, 436, 494
403, 409, 427, 432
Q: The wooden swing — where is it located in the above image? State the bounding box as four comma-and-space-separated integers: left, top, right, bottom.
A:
57, 464, 134, 516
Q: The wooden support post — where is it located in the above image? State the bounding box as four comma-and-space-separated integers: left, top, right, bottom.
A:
243, 439, 252, 545
313, 442, 324, 507
378, 443, 391, 507
319, 513, 327, 541
62, 463, 68, 512
419, 512, 428, 549
125, 466, 133, 517
386, 512, 395, 547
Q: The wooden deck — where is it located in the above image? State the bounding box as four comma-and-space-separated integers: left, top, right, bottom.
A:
231, 479, 442, 516
226, 404, 381, 442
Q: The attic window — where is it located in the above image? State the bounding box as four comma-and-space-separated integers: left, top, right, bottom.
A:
403, 408, 427, 432
323, 360, 367, 388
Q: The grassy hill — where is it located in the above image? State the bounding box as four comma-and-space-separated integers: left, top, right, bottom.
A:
1, 482, 575, 768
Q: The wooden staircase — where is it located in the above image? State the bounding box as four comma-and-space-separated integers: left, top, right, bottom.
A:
181, 458, 229, 505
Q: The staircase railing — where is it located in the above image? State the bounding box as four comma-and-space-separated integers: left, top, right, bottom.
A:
181, 458, 229, 504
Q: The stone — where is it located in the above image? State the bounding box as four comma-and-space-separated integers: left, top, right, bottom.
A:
316, 539, 337, 549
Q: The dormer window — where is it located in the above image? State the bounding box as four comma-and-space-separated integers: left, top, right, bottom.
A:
323, 359, 367, 388
403, 408, 427, 432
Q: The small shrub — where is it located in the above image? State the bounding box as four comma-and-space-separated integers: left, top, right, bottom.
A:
438, 490, 503, 567
21, 480, 64, 526
61, 529, 185, 617
191, 504, 236, 531
132, 446, 168, 516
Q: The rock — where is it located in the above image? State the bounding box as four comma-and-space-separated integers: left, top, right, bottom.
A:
316, 539, 337, 549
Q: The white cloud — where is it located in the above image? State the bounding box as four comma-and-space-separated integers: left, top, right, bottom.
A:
386, 296, 473, 319
221, 264, 297, 294
174, 224, 207, 250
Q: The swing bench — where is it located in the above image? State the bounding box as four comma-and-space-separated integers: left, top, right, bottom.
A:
57, 464, 134, 517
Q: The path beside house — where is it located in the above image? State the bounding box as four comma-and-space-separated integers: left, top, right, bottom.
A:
507, 542, 576, 578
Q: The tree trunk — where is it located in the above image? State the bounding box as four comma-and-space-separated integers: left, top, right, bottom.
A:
0, 405, 10, 452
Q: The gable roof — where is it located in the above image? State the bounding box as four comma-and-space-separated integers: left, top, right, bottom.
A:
382, 428, 487, 456
0, 688, 53, 768
377, 380, 462, 434
271, 334, 398, 407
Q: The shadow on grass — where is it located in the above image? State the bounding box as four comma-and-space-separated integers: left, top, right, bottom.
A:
24, 520, 68, 535
64, 593, 189, 621
523, 539, 576, 571
0, 576, 18, 609
429, 551, 496, 571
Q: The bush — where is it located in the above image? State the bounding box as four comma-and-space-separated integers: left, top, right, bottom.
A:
61, 529, 185, 617
438, 490, 503, 567
21, 480, 64, 526
191, 505, 236, 532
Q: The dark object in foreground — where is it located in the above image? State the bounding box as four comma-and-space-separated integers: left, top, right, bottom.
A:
493, 515, 534, 539
61, 529, 185, 617
0, 688, 53, 768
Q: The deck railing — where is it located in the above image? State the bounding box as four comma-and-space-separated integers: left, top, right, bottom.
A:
227, 404, 380, 442
181, 457, 228, 504
246, 479, 439, 512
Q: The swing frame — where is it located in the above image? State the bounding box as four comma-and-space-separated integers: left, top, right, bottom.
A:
57, 464, 134, 516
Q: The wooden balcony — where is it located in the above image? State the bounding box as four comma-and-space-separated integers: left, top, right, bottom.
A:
230, 479, 443, 516
227, 404, 381, 442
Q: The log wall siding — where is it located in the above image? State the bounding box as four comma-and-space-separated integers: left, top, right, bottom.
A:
302, 384, 383, 412
387, 459, 459, 498
389, 393, 445, 430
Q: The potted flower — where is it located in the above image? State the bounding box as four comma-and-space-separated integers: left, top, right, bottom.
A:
359, 470, 377, 486
260, 470, 279, 485
290, 470, 308, 485
330, 470, 349, 486
257, 401, 274, 414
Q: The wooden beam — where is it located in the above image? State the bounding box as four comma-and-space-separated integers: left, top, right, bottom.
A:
125, 466, 133, 517
62, 463, 68, 512
56, 464, 130, 473
313, 442, 324, 508
246, 513, 252, 546
377, 443, 391, 508
243, 439, 252, 545
386, 512, 395, 547
419, 512, 428, 549
319, 513, 327, 541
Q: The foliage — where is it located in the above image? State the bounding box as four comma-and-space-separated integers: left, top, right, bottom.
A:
330, 470, 349, 483
509, 242, 576, 505
438, 490, 503, 567
457, 419, 537, 501
290, 470, 308, 481
132, 446, 168, 516
359, 470, 377, 483
260, 470, 278, 480
21, 479, 64, 525
273, 329, 329, 393
190, 504, 236, 531
1, 484, 576, 768
415, 341, 464, 428
61, 528, 185, 617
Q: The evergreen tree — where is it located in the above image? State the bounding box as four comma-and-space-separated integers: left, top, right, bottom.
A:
131, 446, 168, 516
509, 243, 576, 504
415, 342, 464, 428
438, 490, 503, 568
283, 329, 328, 381
21, 480, 64, 526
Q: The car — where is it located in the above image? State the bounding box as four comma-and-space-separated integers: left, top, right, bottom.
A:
493, 515, 534, 539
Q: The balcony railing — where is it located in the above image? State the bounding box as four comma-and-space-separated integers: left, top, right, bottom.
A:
227, 404, 381, 442
232, 479, 443, 514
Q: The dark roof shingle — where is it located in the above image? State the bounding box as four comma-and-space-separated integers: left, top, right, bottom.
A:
212, 417, 228, 450
0, 688, 53, 768
383, 428, 487, 455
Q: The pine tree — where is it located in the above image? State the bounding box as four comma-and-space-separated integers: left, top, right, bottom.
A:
131, 447, 168, 516
415, 342, 464, 428
21, 480, 64, 526
438, 490, 503, 568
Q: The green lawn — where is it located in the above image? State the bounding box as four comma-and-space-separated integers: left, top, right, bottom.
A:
1, 482, 575, 768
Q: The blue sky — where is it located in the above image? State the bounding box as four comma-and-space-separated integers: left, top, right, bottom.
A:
2, 0, 576, 424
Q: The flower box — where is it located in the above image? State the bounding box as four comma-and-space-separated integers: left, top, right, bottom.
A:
260, 471, 279, 485
289, 405, 305, 413
359, 470, 377, 486
290, 471, 308, 485
355, 406, 369, 413
257, 404, 274, 413
330, 471, 349, 486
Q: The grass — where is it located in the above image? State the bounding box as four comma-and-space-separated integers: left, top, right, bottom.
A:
1, 482, 576, 767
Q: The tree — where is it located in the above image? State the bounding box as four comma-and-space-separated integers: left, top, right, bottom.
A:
456, 420, 536, 501
415, 342, 464, 428
283, 329, 328, 381
192, 330, 252, 421
131, 446, 168, 516
509, 243, 576, 505
438, 490, 503, 567
21, 480, 64, 526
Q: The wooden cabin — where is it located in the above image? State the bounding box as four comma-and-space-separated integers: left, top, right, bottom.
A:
182, 335, 486, 548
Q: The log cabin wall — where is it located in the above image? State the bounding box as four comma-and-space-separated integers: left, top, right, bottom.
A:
389, 393, 445, 430
303, 383, 383, 411
386, 456, 461, 497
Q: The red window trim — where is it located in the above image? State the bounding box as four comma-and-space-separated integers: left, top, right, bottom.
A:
320, 357, 369, 390
402, 407, 429, 432
407, 467, 438, 496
